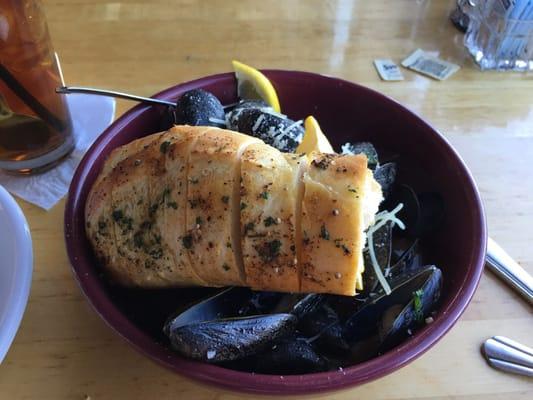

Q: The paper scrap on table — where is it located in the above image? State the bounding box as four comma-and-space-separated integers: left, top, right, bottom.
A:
401, 49, 460, 80
373, 59, 404, 81
0, 94, 115, 210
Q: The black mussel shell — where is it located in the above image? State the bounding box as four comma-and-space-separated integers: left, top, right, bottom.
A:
168, 313, 297, 362
227, 108, 303, 152
325, 294, 366, 322
298, 304, 350, 354
374, 162, 397, 200
253, 337, 328, 374
389, 238, 422, 278
385, 185, 445, 238
417, 192, 445, 236
159, 106, 176, 131
341, 142, 379, 169
237, 291, 284, 316
361, 220, 393, 296
343, 265, 442, 345
163, 287, 253, 335
387, 184, 420, 237
378, 266, 442, 351
273, 293, 325, 320
174, 89, 226, 127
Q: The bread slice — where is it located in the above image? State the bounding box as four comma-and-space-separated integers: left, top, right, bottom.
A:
185, 127, 261, 286
85, 133, 164, 285
240, 144, 305, 292
100, 129, 202, 287
300, 152, 382, 295
149, 125, 207, 285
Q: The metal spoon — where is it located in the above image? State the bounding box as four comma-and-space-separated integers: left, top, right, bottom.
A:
55, 86, 176, 107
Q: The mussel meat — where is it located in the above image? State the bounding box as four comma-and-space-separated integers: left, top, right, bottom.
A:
378, 266, 442, 351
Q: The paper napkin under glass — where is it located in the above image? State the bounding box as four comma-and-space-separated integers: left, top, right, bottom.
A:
0, 94, 115, 210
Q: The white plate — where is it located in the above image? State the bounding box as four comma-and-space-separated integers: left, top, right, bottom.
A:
0, 185, 32, 363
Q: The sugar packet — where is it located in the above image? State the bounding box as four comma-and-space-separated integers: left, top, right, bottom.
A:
401, 49, 460, 80
373, 59, 404, 81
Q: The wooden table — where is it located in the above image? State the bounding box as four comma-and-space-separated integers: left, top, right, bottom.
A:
1, 0, 532, 399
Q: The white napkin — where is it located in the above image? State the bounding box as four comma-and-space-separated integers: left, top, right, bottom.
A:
0, 94, 115, 210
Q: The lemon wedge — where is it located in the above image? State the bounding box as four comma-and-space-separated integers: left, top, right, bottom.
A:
296, 116, 335, 154
232, 60, 281, 112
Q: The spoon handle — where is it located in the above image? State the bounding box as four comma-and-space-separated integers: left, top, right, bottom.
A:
55, 86, 176, 107
486, 237, 533, 305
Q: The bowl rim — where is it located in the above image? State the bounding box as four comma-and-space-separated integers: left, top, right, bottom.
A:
64, 70, 487, 394
0, 185, 33, 363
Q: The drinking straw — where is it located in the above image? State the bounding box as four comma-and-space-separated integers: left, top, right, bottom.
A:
0, 63, 65, 131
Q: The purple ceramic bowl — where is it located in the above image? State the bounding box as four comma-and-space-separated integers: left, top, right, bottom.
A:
64, 71, 486, 394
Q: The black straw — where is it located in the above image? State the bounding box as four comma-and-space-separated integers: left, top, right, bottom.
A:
0, 63, 65, 131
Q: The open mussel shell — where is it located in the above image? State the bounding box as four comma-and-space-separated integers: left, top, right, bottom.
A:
385, 185, 445, 238
343, 265, 442, 345
274, 293, 325, 320
168, 313, 297, 363
388, 238, 422, 279
378, 266, 442, 351
163, 287, 255, 335
361, 220, 393, 296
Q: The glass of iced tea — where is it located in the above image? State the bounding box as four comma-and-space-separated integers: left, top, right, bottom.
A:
0, 0, 74, 174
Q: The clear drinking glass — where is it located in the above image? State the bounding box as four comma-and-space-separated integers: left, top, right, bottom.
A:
0, 0, 74, 174
463, 0, 533, 71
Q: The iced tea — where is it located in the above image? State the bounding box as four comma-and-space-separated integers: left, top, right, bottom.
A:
0, 0, 73, 174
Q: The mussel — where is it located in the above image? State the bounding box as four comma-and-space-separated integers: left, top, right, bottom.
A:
253, 337, 329, 374
384, 184, 445, 238
227, 104, 303, 152
343, 265, 442, 352
298, 304, 350, 354
378, 266, 442, 351
168, 313, 296, 362
174, 89, 226, 127
164, 287, 323, 363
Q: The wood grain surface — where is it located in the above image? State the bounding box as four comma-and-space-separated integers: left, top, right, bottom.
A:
1, 0, 532, 399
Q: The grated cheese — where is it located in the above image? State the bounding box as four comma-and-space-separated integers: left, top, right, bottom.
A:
252, 114, 265, 132
208, 117, 227, 126
366, 203, 405, 295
